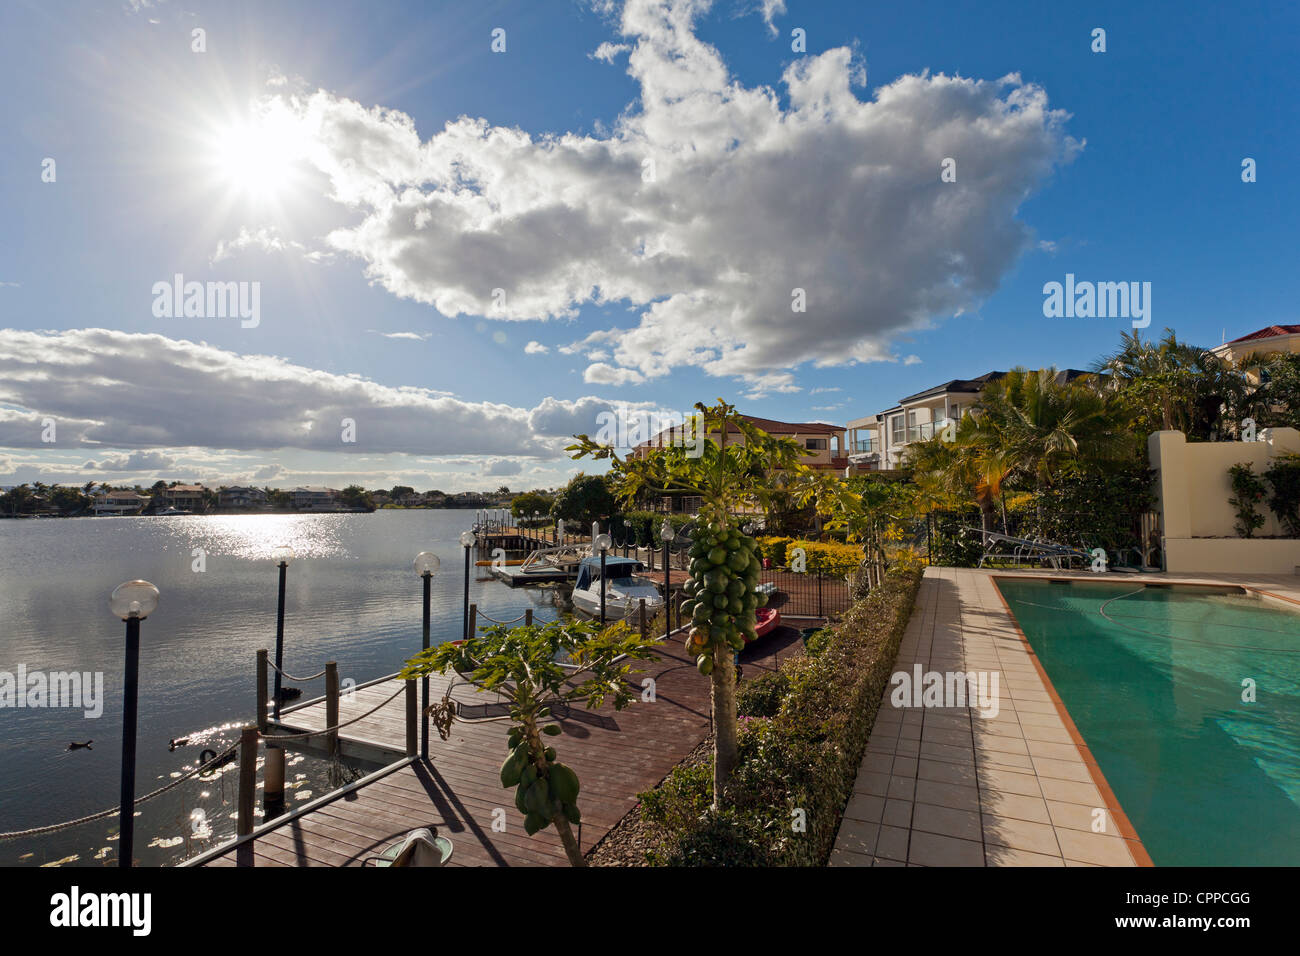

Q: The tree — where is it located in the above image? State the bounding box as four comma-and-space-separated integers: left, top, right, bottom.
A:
550, 474, 617, 530
569, 400, 810, 806
511, 492, 554, 526
389, 485, 416, 501
400, 618, 658, 866
339, 485, 373, 510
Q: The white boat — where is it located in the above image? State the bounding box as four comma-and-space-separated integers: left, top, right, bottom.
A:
570, 556, 664, 620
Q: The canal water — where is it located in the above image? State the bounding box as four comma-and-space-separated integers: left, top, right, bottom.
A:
0, 509, 561, 866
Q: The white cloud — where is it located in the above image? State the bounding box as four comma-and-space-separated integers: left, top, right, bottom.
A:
584, 363, 646, 386
369, 330, 431, 341
482, 459, 523, 476
253, 463, 286, 480
0, 328, 624, 457
524, 340, 549, 354
591, 41, 631, 62
211, 226, 317, 264
251, 0, 1075, 394
903, 354, 922, 365
758, 0, 787, 36
82, 450, 176, 472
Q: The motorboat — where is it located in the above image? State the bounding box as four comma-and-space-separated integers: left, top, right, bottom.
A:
570, 556, 664, 620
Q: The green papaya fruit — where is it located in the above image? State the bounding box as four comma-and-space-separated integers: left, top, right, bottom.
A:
563, 802, 582, 824
524, 810, 549, 835
549, 762, 580, 804
500, 754, 523, 788
542, 724, 562, 736
515, 783, 530, 813
544, 746, 557, 762
707, 546, 727, 565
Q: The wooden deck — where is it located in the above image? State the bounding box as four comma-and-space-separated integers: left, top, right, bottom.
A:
201, 627, 806, 867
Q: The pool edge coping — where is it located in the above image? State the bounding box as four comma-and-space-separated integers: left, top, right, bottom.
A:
989, 575, 1156, 868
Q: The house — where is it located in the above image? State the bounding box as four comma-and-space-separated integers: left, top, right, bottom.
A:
1210, 325, 1300, 386
291, 486, 340, 511
218, 486, 268, 510
158, 484, 208, 512
635, 414, 848, 471
93, 491, 150, 516
847, 369, 1093, 472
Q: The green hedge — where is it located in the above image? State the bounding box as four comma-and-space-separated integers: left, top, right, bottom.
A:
756, 536, 861, 578
637, 564, 925, 866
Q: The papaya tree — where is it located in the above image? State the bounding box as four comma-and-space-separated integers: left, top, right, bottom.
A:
399, 617, 658, 866
568, 400, 811, 806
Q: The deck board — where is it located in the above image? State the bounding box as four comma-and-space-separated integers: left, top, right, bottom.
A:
201, 626, 806, 867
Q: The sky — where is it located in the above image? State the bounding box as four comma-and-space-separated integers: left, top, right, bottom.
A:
1, 0, 1297, 492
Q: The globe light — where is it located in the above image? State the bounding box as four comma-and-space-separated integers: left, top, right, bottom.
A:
659, 519, 675, 543
270, 545, 295, 566
110, 580, 160, 621
413, 551, 440, 576
594, 533, 612, 552
459, 530, 476, 548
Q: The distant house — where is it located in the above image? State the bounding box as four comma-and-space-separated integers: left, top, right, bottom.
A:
159, 484, 208, 512
291, 486, 340, 511
218, 486, 268, 510
395, 493, 426, 507
635, 414, 847, 472
1211, 325, 1300, 389
93, 491, 150, 516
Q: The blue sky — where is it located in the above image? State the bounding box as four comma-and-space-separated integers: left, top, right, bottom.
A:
1, 0, 1297, 491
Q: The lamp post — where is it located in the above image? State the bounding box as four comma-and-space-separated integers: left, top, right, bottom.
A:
460, 530, 476, 639
269, 546, 294, 719
660, 519, 675, 639
110, 579, 160, 869
413, 551, 440, 759
594, 532, 612, 624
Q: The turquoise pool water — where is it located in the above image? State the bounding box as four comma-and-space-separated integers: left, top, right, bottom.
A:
996, 578, 1300, 866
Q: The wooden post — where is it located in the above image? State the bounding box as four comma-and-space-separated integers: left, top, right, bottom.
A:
256, 650, 268, 733
525, 609, 533, 626
405, 679, 418, 757
639, 598, 647, 642
468, 604, 478, 640
236, 725, 257, 839
325, 661, 339, 762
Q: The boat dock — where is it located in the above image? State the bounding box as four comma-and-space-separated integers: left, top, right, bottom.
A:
187, 625, 807, 867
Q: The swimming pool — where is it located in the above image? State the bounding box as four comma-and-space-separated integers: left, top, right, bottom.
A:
996, 578, 1300, 866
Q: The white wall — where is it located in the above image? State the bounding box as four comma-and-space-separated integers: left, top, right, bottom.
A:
1149, 428, 1300, 573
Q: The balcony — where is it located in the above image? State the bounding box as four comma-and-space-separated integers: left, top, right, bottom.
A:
852, 438, 875, 454
905, 422, 936, 443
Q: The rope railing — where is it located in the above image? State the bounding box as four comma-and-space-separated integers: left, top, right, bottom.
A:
0, 742, 239, 841
474, 610, 530, 626
265, 661, 328, 682
261, 683, 407, 741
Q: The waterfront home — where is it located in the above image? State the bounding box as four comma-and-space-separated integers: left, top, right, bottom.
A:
158, 483, 208, 512
635, 413, 848, 470
92, 490, 150, 515
846, 369, 1090, 473
291, 486, 340, 511
1210, 324, 1300, 390
217, 486, 268, 510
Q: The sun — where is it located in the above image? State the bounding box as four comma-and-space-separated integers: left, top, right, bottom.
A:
207, 101, 307, 203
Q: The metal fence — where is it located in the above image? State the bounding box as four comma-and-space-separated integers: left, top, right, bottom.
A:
926, 509, 1162, 570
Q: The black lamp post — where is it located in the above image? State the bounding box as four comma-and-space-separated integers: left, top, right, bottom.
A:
660, 519, 675, 638
270, 546, 294, 719
459, 530, 476, 639
413, 551, 440, 759
110, 579, 160, 869
594, 532, 612, 624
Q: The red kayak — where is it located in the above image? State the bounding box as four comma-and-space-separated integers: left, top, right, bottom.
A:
747, 607, 781, 642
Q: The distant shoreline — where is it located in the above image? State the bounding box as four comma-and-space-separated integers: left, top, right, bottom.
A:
0, 504, 512, 519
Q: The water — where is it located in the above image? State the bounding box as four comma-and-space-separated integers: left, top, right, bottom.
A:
997, 579, 1300, 865
0, 510, 561, 866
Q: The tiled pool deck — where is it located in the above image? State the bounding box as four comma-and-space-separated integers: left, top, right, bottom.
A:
830, 566, 1300, 867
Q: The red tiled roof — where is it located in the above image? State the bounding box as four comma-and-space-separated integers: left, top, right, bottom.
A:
1227, 325, 1300, 344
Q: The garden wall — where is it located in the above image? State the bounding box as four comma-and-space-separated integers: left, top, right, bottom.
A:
1148, 427, 1300, 573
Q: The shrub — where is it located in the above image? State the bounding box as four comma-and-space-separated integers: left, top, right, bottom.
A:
635, 564, 924, 866
1264, 455, 1300, 537
1227, 463, 1267, 538
755, 535, 793, 565
788, 539, 863, 578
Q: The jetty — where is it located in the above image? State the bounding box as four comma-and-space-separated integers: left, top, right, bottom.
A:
186, 618, 807, 867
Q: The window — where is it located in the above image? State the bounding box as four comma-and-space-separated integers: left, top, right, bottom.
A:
891, 415, 904, 445
805, 438, 828, 451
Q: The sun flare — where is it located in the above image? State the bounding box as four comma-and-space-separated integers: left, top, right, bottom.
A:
207, 102, 307, 203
